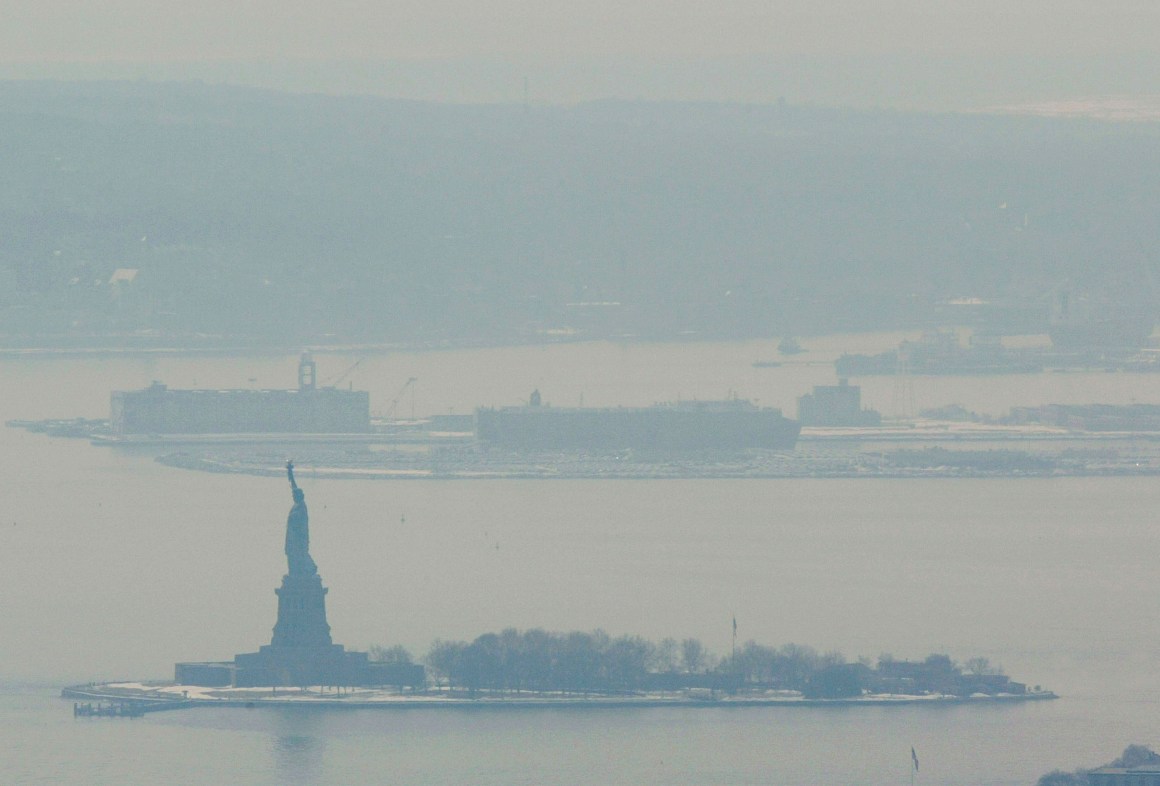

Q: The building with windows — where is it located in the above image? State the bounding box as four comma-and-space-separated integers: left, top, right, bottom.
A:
110, 354, 369, 435
797, 379, 881, 427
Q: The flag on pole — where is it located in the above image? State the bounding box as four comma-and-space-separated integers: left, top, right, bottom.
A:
732, 616, 737, 635
911, 747, 919, 772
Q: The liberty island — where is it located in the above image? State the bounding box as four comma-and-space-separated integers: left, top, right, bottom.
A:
61, 465, 1055, 713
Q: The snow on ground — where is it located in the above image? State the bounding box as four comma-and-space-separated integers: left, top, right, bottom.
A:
83, 683, 1050, 707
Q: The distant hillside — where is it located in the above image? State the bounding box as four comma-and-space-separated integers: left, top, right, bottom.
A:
1, 80, 1157, 346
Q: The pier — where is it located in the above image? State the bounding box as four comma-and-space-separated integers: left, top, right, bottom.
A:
72, 701, 145, 718
64, 685, 195, 718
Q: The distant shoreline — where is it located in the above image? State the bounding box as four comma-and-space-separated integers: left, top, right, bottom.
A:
13, 414, 1160, 480
151, 440, 1160, 481
62, 683, 1058, 712
155, 456, 1160, 481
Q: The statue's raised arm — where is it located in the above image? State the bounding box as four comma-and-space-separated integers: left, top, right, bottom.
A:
287, 460, 300, 496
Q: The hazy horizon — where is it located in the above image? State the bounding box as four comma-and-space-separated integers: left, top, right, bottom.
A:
4, 2, 1160, 109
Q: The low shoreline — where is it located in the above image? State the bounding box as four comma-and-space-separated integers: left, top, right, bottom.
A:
14, 415, 1160, 481
62, 682, 1058, 713
151, 441, 1160, 481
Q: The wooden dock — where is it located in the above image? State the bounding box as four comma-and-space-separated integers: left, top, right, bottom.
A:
72, 701, 146, 718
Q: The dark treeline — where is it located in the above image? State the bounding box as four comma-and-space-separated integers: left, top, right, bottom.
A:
421, 629, 841, 694
426, 630, 672, 695
388, 628, 1013, 698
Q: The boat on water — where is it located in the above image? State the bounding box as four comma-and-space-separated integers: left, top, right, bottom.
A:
778, 337, 804, 355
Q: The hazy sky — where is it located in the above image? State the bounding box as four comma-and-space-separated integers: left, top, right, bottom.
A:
4, 1, 1157, 62
3, 2, 1160, 106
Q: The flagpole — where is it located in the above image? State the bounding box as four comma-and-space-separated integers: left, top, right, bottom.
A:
731, 615, 737, 678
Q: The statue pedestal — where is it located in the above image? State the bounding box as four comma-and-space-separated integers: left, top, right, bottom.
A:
271, 572, 332, 648
232, 572, 367, 687
234, 644, 368, 688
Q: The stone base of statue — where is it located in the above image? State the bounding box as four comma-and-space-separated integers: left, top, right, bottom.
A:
271, 572, 333, 648
229, 571, 368, 687
233, 644, 369, 688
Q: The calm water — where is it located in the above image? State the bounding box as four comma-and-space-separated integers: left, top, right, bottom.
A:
2, 337, 1159, 784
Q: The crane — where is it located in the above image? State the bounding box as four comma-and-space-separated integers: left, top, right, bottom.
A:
322, 360, 361, 389
383, 377, 418, 419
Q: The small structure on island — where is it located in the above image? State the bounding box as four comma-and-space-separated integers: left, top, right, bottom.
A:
797, 379, 882, 427
175, 462, 423, 689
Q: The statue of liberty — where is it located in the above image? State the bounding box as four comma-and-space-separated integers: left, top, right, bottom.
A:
284, 460, 317, 576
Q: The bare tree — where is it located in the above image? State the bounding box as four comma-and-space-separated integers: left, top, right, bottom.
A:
369, 644, 413, 664
681, 638, 706, 673
964, 656, 1002, 676
651, 637, 679, 673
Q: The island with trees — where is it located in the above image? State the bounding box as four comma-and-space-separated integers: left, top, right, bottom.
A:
405, 629, 1046, 702
66, 629, 1055, 710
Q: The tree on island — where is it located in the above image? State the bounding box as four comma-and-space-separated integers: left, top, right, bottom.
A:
964, 656, 1003, 676
803, 662, 868, 699
652, 637, 679, 673
368, 644, 414, 665
1110, 745, 1160, 769
680, 638, 706, 674
401, 628, 1029, 699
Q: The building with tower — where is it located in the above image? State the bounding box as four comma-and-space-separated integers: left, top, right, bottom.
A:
110, 354, 369, 436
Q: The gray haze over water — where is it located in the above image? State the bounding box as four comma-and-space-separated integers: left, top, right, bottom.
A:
3, 341, 1160, 783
